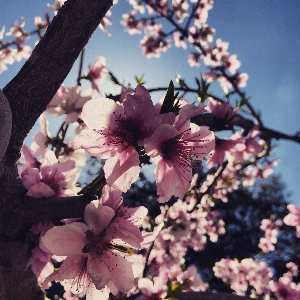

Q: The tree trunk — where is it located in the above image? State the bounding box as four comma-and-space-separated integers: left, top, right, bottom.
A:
0, 0, 112, 298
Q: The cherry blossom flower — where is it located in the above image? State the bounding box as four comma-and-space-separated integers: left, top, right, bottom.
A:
173, 32, 187, 49
284, 204, 300, 237
137, 275, 168, 300
47, 0, 66, 14
99, 185, 148, 244
208, 97, 238, 124
145, 104, 215, 202
41, 201, 139, 298
99, 9, 113, 35
86, 56, 108, 93
20, 150, 79, 197
46, 85, 92, 124
73, 86, 157, 192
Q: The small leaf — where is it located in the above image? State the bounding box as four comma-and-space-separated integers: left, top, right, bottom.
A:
160, 80, 176, 114
135, 74, 146, 85
108, 71, 121, 85
195, 75, 210, 103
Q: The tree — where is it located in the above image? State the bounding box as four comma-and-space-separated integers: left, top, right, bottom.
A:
0, 1, 300, 299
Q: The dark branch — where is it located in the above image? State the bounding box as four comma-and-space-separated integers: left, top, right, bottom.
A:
2, 0, 113, 165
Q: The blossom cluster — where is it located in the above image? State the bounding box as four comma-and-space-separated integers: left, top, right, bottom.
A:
73, 85, 215, 202
10, 1, 300, 299
122, 0, 248, 91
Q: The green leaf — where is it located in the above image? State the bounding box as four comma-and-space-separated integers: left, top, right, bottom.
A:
160, 80, 176, 114
170, 283, 184, 293
135, 74, 146, 85
108, 71, 121, 85
195, 75, 210, 103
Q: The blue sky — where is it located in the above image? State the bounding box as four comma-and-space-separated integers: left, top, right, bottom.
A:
0, 0, 299, 204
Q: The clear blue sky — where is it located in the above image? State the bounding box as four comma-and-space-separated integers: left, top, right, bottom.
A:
0, 0, 299, 204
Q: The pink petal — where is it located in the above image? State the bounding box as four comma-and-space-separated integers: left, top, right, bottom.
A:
26, 182, 55, 198
144, 124, 177, 162
41, 223, 87, 256
72, 129, 115, 159
174, 103, 207, 131
105, 222, 141, 249
99, 185, 122, 208
84, 201, 115, 235
81, 98, 125, 131
138, 278, 154, 295
104, 146, 140, 192
87, 255, 112, 290
21, 167, 41, 189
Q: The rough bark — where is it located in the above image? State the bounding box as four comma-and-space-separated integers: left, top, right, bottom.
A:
0, 0, 112, 299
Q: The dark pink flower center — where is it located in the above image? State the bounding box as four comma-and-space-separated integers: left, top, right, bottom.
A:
42, 168, 66, 195
161, 129, 210, 181
99, 113, 143, 149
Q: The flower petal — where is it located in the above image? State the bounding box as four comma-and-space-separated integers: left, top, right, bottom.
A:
104, 146, 139, 192
41, 223, 87, 256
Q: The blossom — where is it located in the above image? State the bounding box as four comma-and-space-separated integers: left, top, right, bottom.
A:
144, 104, 215, 202
41, 201, 139, 298
73, 86, 158, 192
46, 85, 92, 124
99, 185, 148, 244
86, 56, 108, 93
20, 150, 79, 197
284, 204, 300, 238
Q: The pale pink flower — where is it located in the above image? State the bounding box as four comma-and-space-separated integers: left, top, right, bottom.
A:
223, 54, 241, 74
121, 11, 143, 35
41, 201, 137, 296
86, 56, 108, 93
140, 34, 171, 58
284, 204, 300, 238
47, 0, 66, 14
137, 276, 168, 300
73, 86, 157, 192
187, 52, 201, 67
20, 144, 40, 173
99, 185, 148, 244
20, 150, 79, 197
208, 97, 238, 123
99, 9, 112, 35
173, 32, 187, 49
46, 85, 92, 124
31, 113, 50, 158
144, 104, 215, 202
206, 133, 246, 168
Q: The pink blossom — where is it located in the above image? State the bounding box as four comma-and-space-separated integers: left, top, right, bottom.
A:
47, 0, 66, 14
98, 10, 112, 35
46, 85, 92, 124
121, 11, 143, 35
41, 201, 138, 297
206, 133, 246, 168
223, 54, 241, 74
140, 34, 171, 58
86, 56, 108, 93
284, 204, 300, 238
99, 185, 148, 244
20, 150, 79, 197
73, 86, 157, 192
173, 32, 187, 49
208, 97, 238, 123
145, 104, 215, 202
187, 52, 201, 67
137, 276, 168, 299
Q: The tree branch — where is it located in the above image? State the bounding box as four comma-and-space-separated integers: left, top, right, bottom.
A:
2, 0, 112, 165
173, 292, 254, 300
0, 0, 113, 298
